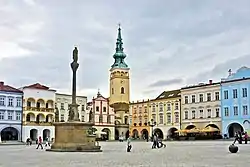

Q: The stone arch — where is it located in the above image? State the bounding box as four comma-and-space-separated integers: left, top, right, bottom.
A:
205, 124, 220, 130
227, 123, 244, 138
121, 87, 125, 94
36, 113, 45, 122
168, 127, 178, 138
132, 129, 139, 138
101, 128, 111, 140
43, 129, 50, 140
27, 97, 36, 107
141, 129, 149, 139
46, 114, 53, 122
0, 127, 19, 141
154, 128, 164, 139
30, 129, 38, 140
36, 98, 45, 108
243, 120, 250, 132
185, 125, 196, 130
26, 112, 35, 121
46, 99, 54, 108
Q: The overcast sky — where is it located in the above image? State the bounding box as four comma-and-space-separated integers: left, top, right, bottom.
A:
1, 0, 250, 101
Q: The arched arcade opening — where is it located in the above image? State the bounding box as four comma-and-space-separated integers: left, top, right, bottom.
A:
154, 128, 164, 139
228, 123, 244, 138
43, 129, 50, 140
132, 129, 139, 138
141, 129, 149, 140
30, 129, 38, 140
101, 128, 111, 140
0, 127, 19, 141
168, 127, 178, 138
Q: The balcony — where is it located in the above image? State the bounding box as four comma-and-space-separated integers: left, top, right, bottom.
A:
23, 121, 53, 126
23, 107, 54, 113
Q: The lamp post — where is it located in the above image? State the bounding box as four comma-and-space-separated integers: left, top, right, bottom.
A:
148, 119, 156, 141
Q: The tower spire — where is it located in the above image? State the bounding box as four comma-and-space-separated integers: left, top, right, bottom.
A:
111, 24, 128, 69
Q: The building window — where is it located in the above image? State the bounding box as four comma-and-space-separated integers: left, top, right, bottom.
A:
144, 107, 147, 113
159, 113, 163, 124
167, 104, 171, 111
233, 89, 238, 98
215, 108, 220, 117
243, 106, 248, 115
103, 107, 107, 112
184, 96, 188, 104
167, 113, 171, 124
207, 93, 211, 101
107, 115, 111, 123
184, 111, 188, 119
192, 110, 195, 119
174, 112, 179, 123
16, 112, 21, 120
191, 95, 195, 103
96, 106, 99, 112
16, 98, 22, 107
81, 115, 84, 122
224, 107, 229, 116
121, 87, 125, 94
60, 103, 64, 109
233, 106, 238, 116
112, 88, 114, 94
7, 111, 13, 120
159, 103, 163, 112
224, 90, 228, 99
139, 115, 142, 122
99, 115, 103, 123
0, 97, 5, 106
199, 94, 203, 102
124, 116, 128, 124
152, 114, 156, 122
207, 109, 211, 118
175, 103, 179, 110
215, 92, 220, 100
8, 98, 13, 107
243, 88, 247, 97
0, 111, 5, 120
199, 110, 203, 118
81, 105, 85, 111
152, 105, 156, 112
60, 114, 64, 122
139, 107, 142, 114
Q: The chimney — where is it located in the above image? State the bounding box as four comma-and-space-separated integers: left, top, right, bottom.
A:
228, 69, 232, 76
209, 80, 212, 84
0, 82, 4, 86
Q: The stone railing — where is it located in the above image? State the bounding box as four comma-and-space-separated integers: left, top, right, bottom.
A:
23, 107, 54, 112
24, 121, 53, 126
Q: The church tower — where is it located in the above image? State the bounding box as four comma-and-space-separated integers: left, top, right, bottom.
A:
109, 25, 130, 139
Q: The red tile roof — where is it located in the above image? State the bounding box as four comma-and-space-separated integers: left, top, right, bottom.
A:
23, 83, 50, 90
0, 82, 23, 93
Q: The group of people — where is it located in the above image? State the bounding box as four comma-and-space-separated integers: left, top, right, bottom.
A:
233, 131, 248, 144
26, 136, 51, 149
152, 133, 166, 149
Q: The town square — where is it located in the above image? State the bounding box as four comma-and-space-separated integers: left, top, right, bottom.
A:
1, 0, 250, 166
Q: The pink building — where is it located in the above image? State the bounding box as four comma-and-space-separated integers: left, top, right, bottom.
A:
86, 91, 115, 140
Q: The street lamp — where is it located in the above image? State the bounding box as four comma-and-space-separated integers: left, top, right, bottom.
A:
148, 119, 156, 141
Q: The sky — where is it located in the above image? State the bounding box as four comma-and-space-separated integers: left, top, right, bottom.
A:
1, 0, 250, 102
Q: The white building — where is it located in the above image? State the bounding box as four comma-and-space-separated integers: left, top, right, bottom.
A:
181, 80, 222, 132
20, 83, 56, 142
55, 93, 87, 122
86, 91, 115, 140
0, 81, 23, 142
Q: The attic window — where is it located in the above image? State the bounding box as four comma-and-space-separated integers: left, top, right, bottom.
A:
168, 94, 174, 97
177, 93, 181, 95
160, 95, 165, 98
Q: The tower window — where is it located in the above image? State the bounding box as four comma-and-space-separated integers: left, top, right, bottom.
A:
121, 87, 125, 94
112, 88, 114, 94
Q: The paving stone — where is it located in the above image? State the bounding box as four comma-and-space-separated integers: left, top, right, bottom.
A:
0, 141, 249, 167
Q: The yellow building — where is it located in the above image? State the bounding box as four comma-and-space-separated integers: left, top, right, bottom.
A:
148, 89, 181, 139
20, 83, 56, 142
129, 100, 150, 140
109, 26, 130, 140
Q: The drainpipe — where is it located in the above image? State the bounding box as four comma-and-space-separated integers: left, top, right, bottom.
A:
179, 99, 181, 130
21, 94, 24, 142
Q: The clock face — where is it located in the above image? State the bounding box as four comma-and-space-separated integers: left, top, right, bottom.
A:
121, 80, 124, 84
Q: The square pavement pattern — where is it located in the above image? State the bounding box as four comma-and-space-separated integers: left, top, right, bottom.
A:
0, 141, 250, 167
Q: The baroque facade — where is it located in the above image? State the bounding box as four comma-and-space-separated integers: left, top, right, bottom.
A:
149, 90, 181, 139
221, 67, 250, 137
181, 80, 221, 132
0, 81, 23, 141
129, 100, 150, 140
20, 83, 55, 142
109, 26, 130, 140
86, 91, 115, 140
55, 93, 87, 122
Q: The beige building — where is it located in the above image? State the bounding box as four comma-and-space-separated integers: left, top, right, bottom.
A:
181, 80, 222, 132
86, 91, 115, 140
55, 93, 87, 122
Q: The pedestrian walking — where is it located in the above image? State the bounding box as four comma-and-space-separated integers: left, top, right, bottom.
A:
45, 137, 50, 147
126, 136, 132, 152
244, 132, 248, 144
36, 136, 43, 149
152, 134, 157, 149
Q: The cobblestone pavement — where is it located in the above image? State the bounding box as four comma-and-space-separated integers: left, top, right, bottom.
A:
0, 141, 250, 167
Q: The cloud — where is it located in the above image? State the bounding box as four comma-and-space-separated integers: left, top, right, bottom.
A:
1, 0, 250, 101
149, 79, 184, 88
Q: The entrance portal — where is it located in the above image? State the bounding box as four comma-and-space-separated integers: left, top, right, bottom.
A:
43, 129, 50, 140
228, 123, 244, 138
0, 127, 19, 141
30, 129, 38, 140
